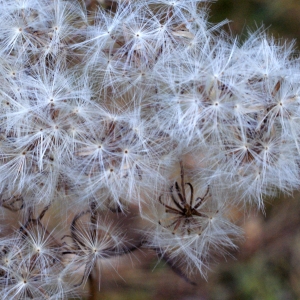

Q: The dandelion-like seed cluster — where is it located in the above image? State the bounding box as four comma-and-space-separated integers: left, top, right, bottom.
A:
0, 0, 299, 298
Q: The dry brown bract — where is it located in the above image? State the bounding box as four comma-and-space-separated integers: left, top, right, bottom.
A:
158, 162, 214, 236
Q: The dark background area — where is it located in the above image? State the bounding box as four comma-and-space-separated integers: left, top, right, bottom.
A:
210, 0, 300, 49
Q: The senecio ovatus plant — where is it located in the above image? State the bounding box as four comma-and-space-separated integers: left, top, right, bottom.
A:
0, 0, 299, 298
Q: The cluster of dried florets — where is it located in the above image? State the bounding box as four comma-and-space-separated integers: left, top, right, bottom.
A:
0, 0, 299, 298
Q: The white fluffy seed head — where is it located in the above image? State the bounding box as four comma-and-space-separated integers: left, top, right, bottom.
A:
1, 0, 300, 295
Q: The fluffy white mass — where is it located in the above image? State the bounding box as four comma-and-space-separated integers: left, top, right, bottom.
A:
0, 0, 299, 298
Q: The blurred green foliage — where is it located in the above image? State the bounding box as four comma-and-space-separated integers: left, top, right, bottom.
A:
209, 0, 300, 49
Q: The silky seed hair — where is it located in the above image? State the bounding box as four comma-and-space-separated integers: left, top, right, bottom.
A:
0, 0, 299, 298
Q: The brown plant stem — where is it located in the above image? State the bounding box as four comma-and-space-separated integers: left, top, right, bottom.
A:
88, 271, 99, 300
